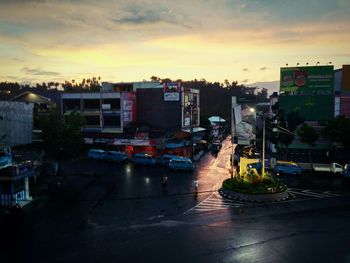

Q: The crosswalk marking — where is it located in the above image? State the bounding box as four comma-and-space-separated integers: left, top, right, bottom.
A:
287, 188, 343, 199
184, 193, 248, 214
323, 191, 341, 196
288, 190, 328, 198
184, 188, 346, 214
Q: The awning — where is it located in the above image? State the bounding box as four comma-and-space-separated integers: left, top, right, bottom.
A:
182, 127, 206, 133
208, 116, 226, 123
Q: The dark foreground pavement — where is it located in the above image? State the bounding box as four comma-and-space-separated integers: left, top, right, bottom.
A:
2, 193, 350, 263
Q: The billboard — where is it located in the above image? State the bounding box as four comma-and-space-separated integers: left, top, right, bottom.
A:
121, 92, 136, 125
163, 81, 181, 101
280, 65, 334, 92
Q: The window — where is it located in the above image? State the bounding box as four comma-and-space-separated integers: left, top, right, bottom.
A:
103, 99, 120, 110
84, 116, 100, 126
103, 115, 121, 127
83, 99, 100, 110
63, 99, 80, 112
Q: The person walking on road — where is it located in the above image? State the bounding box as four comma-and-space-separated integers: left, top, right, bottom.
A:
162, 175, 168, 188
193, 179, 199, 193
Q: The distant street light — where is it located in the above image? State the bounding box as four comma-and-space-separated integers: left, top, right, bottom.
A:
316, 61, 320, 66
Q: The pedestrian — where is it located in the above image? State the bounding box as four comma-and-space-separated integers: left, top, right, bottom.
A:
162, 176, 168, 187
193, 179, 199, 192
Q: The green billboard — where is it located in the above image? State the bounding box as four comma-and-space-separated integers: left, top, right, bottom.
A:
280, 65, 334, 92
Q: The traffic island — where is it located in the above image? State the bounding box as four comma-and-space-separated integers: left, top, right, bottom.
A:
219, 172, 289, 203
219, 187, 288, 202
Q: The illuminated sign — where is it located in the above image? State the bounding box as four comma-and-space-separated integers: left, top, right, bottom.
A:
163, 81, 181, 101
280, 65, 334, 92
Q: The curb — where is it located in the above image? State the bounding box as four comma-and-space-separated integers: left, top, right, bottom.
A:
218, 188, 289, 203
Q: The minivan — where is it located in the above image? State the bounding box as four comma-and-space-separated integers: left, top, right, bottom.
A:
88, 149, 106, 160
168, 158, 194, 171
132, 153, 157, 166
159, 154, 185, 166
274, 162, 302, 175
104, 151, 127, 163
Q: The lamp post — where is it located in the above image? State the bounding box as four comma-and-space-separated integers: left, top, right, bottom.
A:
250, 108, 266, 176
231, 97, 237, 177
190, 101, 194, 161
262, 114, 266, 176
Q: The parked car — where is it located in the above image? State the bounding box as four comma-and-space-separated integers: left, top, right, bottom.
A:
88, 149, 106, 160
274, 162, 302, 175
246, 160, 269, 173
104, 151, 127, 163
132, 153, 157, 166
168, 158, 194, 171
159, 154, 185, 166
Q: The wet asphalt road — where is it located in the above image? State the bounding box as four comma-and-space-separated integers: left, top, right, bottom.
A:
2, 138, 350, 263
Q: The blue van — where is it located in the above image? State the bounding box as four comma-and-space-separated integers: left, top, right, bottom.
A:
274, 162, 302, 175
132, 153, 157, 166
104, 151, 127, 163
88, 149, 106, 160
168, 158, 194, 171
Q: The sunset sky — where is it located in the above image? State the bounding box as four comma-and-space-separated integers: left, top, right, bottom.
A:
0, 0, 349, 87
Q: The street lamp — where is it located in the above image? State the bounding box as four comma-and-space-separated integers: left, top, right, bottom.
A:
231, 97, 237, 177
250, 108, 266, 176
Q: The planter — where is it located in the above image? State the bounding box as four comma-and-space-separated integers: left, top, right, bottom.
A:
219, 187, 288, 202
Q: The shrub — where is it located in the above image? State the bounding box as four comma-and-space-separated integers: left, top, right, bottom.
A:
222, 173, 287, 194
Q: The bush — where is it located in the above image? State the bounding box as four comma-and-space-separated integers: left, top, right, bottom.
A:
222, 173, 287, 194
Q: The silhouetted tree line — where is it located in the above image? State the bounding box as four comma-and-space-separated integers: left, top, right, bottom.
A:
0, 76, 102, 99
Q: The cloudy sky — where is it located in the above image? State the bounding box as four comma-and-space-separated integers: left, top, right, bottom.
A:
0, 0, 349, 86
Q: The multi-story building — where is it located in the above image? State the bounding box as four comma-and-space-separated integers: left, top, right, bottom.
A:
61, 81, 203, 158
334, 65, 350, 117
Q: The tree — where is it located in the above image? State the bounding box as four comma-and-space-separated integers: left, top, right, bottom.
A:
286, 110, 304, 131
270, 105, 303, 159
297, 124, 319, 166
322, 116, 350, 150
40, 111, 84, 159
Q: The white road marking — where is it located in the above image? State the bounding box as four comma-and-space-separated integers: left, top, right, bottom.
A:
185, 188, 345, 215
183, 193, 214, 214
184, 193, 245, 214
323, 191, 341, 196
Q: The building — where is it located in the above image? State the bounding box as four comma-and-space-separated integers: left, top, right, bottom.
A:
0, 101, 33, 148
334, 65, 350, 117
0, 159, 35, 207
11, 91, 60, 142
61, 81, 203, 158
